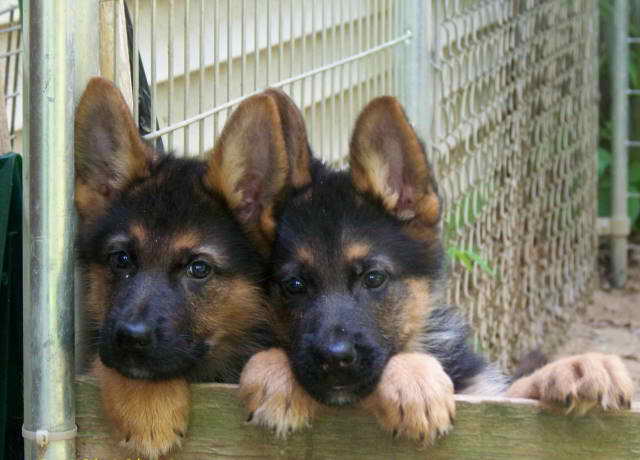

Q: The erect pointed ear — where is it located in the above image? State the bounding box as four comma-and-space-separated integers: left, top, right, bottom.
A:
74, 77, 156, 220
349, 96, 441, 234
205, 88, 311, 251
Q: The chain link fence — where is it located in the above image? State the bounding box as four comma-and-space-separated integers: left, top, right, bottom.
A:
429, 0, 599, 368
12, 0, 600, 371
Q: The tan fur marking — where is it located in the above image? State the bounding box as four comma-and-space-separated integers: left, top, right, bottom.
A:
378, 278, 432, 352
129, 223, 147, 245
92, 359, 190, 460
192, 277, 265, 365
344, 242, 370, 262
296, 246, 314, 265
506, 353, 635, 414
85, 264, 110, 323
239, 348, 320, 436
361, 353, 455, 445
172, 231, 200, 252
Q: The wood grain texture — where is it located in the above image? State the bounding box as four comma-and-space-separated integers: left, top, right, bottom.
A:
76, 376, 640, 460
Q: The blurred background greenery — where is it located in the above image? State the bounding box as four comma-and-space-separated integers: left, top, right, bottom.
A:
598, 0, 640, 239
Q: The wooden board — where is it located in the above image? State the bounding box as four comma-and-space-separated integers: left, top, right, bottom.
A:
76, 376, 640, 460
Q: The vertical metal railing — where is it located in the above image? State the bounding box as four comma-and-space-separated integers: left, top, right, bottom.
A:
22, 0, 76, 459
611, 0, 631, 287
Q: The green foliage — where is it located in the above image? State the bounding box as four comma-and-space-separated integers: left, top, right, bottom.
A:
447, 247, 496, 278
598, 1, 640, 234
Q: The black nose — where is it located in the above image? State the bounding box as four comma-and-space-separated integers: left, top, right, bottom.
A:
318, 340, 357, 370
115, 321, 153, 351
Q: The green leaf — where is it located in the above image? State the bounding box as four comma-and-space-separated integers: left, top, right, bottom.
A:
447, 247, 496, 278
598, 148, 612, 177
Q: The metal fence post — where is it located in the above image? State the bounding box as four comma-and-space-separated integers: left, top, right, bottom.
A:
611, 0, 630, 287
402, 0, 433, 142
22, 0, 76, 458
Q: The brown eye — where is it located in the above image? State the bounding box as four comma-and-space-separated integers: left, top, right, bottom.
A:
109, 251, 133, 272
363, 270, 386, 289
187, 260, 212, 279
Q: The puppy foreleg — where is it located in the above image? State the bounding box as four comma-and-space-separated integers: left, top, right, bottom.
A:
506, 353, 634, 414
239, 348, 320, 437
361, 353, 455, 446
93, 359, 190, 459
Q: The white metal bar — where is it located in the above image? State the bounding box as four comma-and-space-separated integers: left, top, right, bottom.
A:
241, 0, 246, 95
290, 0, 294, 93
611, 0, 630, 287
184, 0, 191, 153
0, 49, 21, 59
226, 0, 232, 121
214, 0, 220, 136
267, 0, 271, 85
321, 0, 326, 157
143, 32, 412, 141
151, 0, 157, 143
199, 0, 205, 154
133, 0, 140, 125
254, 0, 259, 90
300, 0, 306, 110
168, 0, 174, 151
310, 1, 316, 147
113, 0, 118, 91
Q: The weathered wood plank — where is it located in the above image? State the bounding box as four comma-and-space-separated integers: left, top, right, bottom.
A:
76, 376, 640, 460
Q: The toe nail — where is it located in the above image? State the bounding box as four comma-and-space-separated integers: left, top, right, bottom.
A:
392, 429, 399, 440
174, 429, 185, 438
565, 395, 573, 407
247, 412, 254, 423
419, 432, 426, 443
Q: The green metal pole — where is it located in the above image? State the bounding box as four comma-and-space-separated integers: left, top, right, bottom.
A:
611, 0, 630, 287
22, 0, 76, 458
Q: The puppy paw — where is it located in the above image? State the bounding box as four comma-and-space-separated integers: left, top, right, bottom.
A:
362, 353, 455, 446
506, 353, 634, 414
93, 360, 190, 459
239, 348, 320, 437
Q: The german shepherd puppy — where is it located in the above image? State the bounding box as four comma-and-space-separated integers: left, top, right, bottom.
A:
75, 79, 306, 458
239, 96, 635, 443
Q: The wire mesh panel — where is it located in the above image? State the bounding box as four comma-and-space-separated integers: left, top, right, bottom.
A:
108, 0, 599, 368
124, 0, 407, 164
0, 3, 22, 151
428, 0, 599, 368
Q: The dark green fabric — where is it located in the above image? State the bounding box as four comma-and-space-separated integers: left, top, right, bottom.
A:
0, 153, 23, 460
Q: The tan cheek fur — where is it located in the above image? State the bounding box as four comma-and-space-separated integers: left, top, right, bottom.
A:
377, 278, 432, 353
85, 264, 111, 325
92, 359, 190, 459
192, 277, 265, 356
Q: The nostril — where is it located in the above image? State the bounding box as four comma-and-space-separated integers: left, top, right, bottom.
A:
115, 321, 153, 351
326, 340, 357, 368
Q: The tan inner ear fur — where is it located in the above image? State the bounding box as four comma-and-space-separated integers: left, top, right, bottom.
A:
349, 96, 440, 230
204, 93, 288, 244
204, 89, 312, 251
262, 88, 312, 189
75, 77, 156, 220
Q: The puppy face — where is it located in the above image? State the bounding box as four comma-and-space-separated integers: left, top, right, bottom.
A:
78, 159, 264, 380
75, 79, 302, 381
271, 97, 444, 406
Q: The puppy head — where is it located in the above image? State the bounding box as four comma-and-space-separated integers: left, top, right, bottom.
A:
270, 97, 444, 405
75, 80, 303, 380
